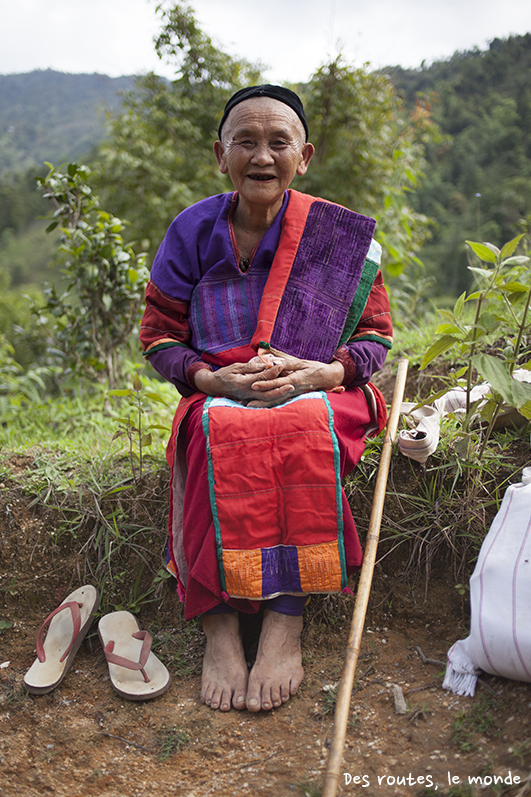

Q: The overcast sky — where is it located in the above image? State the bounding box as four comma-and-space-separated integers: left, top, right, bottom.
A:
1, 0, 530, 82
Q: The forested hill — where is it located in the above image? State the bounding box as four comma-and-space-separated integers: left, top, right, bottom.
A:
386, 34, 531, 296
0, 70, 135, 174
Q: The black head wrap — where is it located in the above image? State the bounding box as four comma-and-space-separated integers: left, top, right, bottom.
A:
218, 84, 309, 141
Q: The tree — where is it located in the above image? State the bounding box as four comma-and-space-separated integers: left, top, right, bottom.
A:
96, 2, 261, 255
293, 58, 440, 276
37, 163, 149, 387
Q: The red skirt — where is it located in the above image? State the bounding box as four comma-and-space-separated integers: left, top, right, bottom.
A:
166, 386, 386, 620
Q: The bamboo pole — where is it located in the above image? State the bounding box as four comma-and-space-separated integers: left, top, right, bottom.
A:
322, 357, 409, 797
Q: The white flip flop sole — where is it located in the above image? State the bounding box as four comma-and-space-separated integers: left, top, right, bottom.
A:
98, 611, 171, 701
24, 585, 99, 694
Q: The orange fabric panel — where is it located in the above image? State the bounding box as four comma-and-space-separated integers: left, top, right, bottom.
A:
222, 548, 263, 598
298, 541, 343, 593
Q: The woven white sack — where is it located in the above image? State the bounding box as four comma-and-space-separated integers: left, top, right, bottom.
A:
443, 468, 531, 697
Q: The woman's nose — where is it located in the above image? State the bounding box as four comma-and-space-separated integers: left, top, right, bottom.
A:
250, 145, 275, 165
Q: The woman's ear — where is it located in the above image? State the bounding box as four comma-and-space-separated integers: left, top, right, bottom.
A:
214, 140, 228, 174
296, 142, 315, 176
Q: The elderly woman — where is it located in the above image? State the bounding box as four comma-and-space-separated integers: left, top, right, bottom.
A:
140, 85, 392, 713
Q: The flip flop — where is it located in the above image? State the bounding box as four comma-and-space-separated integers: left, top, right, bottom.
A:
24, 585, 99, 694
98, 611, 171, 701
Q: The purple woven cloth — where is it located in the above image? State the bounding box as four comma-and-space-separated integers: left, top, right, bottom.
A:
270, 200, 375, 361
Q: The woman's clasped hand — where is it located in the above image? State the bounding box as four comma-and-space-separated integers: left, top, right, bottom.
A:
194, 353, 345, 407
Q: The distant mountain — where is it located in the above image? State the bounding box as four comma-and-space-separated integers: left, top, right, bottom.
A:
0, 70, 136, 174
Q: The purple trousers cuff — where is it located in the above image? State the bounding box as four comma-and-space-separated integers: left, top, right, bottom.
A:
205, 594, 309, 617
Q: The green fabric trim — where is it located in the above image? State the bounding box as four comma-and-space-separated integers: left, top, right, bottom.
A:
351, 334, 393, 349
142, 341, 188, 357
338, 257, 380, 348
321, 391, 347, 589
201, 397, 226, 592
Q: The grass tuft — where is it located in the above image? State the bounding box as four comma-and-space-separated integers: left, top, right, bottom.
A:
156, 726, 189, 761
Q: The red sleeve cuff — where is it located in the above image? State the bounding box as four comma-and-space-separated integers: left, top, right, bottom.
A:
186, 361, 213, 392
331, 346, 356, 387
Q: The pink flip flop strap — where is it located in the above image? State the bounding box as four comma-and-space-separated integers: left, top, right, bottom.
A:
36, 601, 82, 663
103, 630, 153, 683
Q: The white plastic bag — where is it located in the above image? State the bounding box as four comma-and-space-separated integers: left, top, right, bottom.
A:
443, 468, 531, 696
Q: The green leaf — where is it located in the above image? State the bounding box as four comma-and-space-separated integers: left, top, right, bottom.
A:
107, 389, 133, 397
476, 312, 497, 333
133, 372, 143, 392
500, 234, 524, 261
453, 291, 466, 321
454, 364, 469, 378
466, 241, 497, 264
499, 281, 528, 293
141, 433, 152, 447
518, 400, 531, 420
143, 391, 170, 406
420, 335, 457, 370
471, 354, 531, 413
502, 256, 530, 267
437, 309, 456, 322
106, 485, 135, 495
468, 266, 492, 279
436, 323, 462, 336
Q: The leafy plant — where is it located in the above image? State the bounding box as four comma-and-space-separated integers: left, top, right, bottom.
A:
0, 332, 57, 421
420, 234, 531, 459
36, 162, 150, 387
108, 372, 170, 480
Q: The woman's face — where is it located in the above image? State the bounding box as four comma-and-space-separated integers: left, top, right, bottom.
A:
214, 98, 314, 214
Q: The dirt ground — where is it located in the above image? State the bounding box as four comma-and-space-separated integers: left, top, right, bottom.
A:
2, 370, 531, 797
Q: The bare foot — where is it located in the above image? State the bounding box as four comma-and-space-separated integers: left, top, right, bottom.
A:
201, 613, 248, 711
246, 610, 304, 712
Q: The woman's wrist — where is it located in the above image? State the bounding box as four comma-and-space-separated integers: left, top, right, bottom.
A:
324, 359, 345, 388
193, 367, 217, 395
